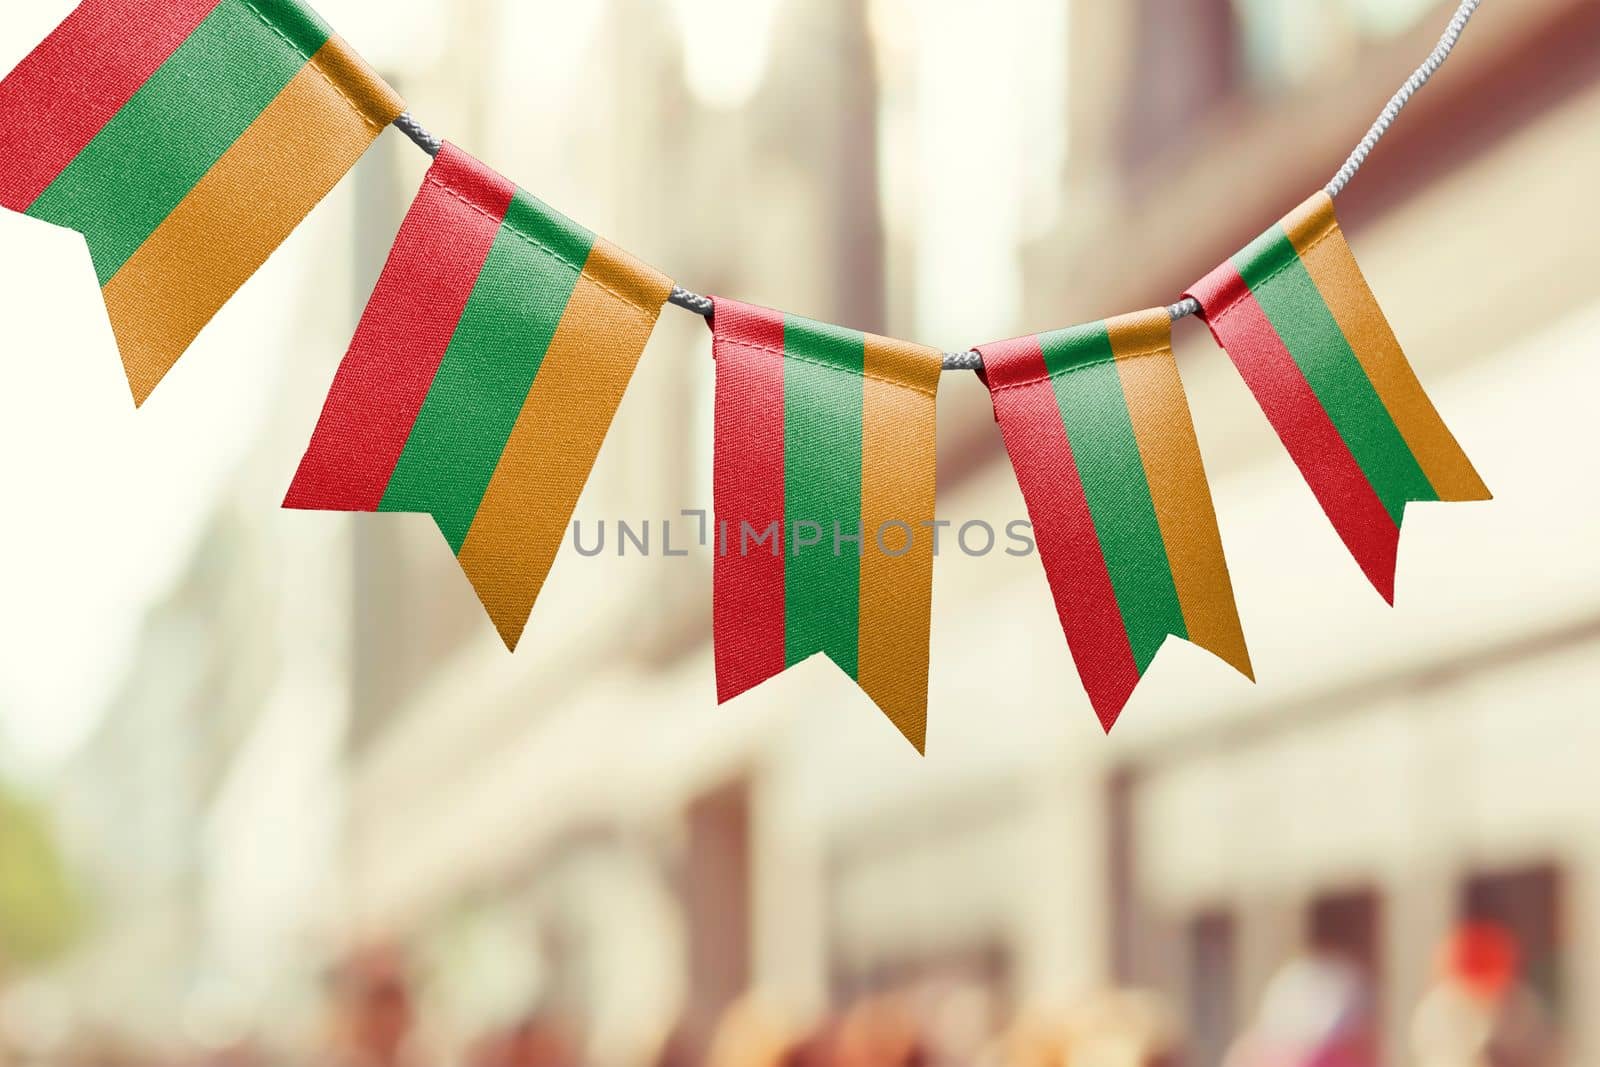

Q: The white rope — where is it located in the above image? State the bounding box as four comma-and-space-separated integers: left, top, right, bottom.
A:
1168, 298, 1201, 322
1326, 0, 1483, 198
393, 111, 441, 157
392, 0, 1486, 368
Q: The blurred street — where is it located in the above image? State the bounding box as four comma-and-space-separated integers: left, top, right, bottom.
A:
1, 0, 1598, 1064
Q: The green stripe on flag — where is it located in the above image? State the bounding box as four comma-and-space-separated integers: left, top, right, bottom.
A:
1237, 227, 1437, 524
502, 188, 597, 274
1043, 324, 1186, 673
783, 317, 864, 678
381, 194, 593, 551
26, 0, 328, 285
247, 0, 337, 59
1038, 321, 1107, 377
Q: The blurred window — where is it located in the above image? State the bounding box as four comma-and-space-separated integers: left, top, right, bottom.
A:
1307, 887, 1384, 1058
667, 0, 783, 109
1307, 887, 1383, 982
1120, 0, 1242, 169
1186, 910, 1237, 1067
831, 942, 1010, 1006
1116, 0, 1460, 178
1233, 0, 1442, 89
682, 779, 753, 1056
1461, 865, 1564, 1015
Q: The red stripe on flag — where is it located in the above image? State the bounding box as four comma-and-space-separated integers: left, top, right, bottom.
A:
0, 0, 224, 211
979, 335, 1141, 731
712, 299, 788, 704
285, 144, 513, 512
1188, 262, 1401, 602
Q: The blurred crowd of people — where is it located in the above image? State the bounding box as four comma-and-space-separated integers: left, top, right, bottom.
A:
0, 923, 1561, 1067
1222, 925, 1557, 1067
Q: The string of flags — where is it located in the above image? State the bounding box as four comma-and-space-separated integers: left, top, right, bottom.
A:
0, 0, 1492, 750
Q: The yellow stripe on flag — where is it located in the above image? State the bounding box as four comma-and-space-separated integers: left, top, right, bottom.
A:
457, 239, 672, 650
103, 36, 403, 405
1283, 193, 1490, 503
857, 335, 941, 754
1110, 309, 1253, 680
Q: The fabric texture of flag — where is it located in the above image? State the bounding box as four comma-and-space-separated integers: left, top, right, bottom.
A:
976, 309, 1252, 732
1187, 191, 1490, 601
285, 142, 674, 650
0, 0, 405, 404
711, 299, 942, 753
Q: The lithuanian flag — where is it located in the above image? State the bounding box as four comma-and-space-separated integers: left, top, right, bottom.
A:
977, 310, 1252, 732
285, 143, 674, 650
1188, 191, 1490, 602
712, 299, 942, 753
0, 0, 404, 404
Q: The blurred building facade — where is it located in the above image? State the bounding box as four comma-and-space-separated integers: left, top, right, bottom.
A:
7, 0, 1600, 1063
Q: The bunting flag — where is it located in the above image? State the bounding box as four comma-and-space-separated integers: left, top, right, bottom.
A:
977, 310, 1252, 732
0, 0, 1500, 736
0, 0, 404, 405
284, 143, 674, 649
1186, 191, 1490, 602
711, 299, 942, 753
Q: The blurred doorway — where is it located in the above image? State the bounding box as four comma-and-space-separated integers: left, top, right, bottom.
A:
1308, 886, 1383, 990
679, 779, 753, 1058
1461, 864, 1564, 1016
1185, 909, 1238, 1067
